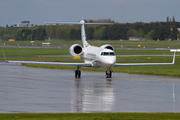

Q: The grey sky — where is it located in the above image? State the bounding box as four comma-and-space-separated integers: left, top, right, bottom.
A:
0, 0, 179, 26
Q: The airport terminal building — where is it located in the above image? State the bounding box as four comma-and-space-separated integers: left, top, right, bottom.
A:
14, 21, 33, 27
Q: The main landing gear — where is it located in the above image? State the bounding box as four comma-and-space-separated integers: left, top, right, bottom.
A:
75, 66, 81, 78
75, 66, 112, 78
106, 68, 112, 78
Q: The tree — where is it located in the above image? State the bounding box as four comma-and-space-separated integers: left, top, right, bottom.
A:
47, 25, 56, 39
167, 16, 169, 23
3, 34, 12, 40
86, 27, 94, 40
151, 27, 159, 40
70, 29, 81, 40
172, 16, 176, 23
127, 29, 138, 38
170, 26, 178, 40
151, 25, 170, 40
93, 26, 107, 40
137, 29, 144, 37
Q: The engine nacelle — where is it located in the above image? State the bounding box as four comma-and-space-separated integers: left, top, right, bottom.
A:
69, 44, 83, 56
100, 44, 114, 51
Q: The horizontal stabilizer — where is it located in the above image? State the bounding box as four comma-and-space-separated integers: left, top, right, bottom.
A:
45, 21, 114, 25
44, 22, 82, 25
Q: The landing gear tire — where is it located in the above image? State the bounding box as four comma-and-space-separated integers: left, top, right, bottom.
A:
75, 70, 81, 78
106, 71, 112, 78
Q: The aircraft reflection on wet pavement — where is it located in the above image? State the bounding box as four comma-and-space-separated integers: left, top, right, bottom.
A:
72, 79, 115, 112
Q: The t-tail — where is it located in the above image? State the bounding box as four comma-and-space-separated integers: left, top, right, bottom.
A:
45, 20, 114, 48
79, 20, 89, 48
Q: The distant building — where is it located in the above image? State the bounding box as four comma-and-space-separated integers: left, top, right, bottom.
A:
14, 21, 33, 27
129, 37, 144, 40
178, 28, 180, 32
6, 24, 13, 28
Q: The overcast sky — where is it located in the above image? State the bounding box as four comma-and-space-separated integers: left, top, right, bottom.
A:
0, 0, 179, 26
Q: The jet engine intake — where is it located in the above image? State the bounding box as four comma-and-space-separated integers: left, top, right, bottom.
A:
69, 44, 83, 56
100, 44, 114, 51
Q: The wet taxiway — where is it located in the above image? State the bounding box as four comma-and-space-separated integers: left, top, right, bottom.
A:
0, 62, 180, 113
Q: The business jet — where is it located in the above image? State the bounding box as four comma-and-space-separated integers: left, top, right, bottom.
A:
3, 20, 177, 78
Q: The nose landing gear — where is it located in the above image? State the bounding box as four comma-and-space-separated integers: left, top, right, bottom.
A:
106, 68, 112, 78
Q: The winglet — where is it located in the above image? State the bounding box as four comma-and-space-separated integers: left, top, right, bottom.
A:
170, 49, 180, 52
2, 49, 7, 63
170, 49, 180, 64
172, 52, 176, 64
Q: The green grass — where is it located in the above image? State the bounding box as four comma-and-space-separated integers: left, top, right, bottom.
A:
0, 47, 69, 56
1, 47, 179, 57
0, 40, 81, 46
1, 40, 180, 48
1, 113, 180, 120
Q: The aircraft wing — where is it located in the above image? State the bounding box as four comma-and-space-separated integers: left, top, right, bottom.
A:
114, 62, 175, 66
2, 49, 91, 67
114, 52, 176, 67
6, 60, 92, 67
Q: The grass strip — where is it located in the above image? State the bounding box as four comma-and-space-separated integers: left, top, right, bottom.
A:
0, 47, 69, 56
1, 113, 180, 120
1, 40, 180, 48
1, 47, 179, 56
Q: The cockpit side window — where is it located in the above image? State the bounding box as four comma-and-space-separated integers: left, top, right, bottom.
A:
101, 52, 115, 56
110, 52, 115, 56
104, 52, 109, 55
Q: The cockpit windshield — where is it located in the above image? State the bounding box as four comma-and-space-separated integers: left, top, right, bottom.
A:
101, 52, 115, 56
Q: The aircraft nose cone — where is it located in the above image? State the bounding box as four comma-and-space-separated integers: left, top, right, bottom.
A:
103, 56, 116, 67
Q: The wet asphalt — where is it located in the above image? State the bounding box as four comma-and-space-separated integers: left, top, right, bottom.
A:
0, 62, 180, 113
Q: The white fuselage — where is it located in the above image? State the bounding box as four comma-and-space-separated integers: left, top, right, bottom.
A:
81, 45, 116, 68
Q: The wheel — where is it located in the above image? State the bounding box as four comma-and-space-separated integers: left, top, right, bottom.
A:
78, 70, 81, 78
106, 71, 112, 78
109, 71, 112, 78
75, 70, 81, 78
106, 71, 108, 78
75, 70, 78, 78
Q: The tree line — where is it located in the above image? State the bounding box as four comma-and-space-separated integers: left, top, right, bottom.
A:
0, 17, 179, 41
0, 27, 47, 41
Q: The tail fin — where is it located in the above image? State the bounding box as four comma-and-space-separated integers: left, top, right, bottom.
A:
79, 20, 89, 47
45, 20, 114, 48
79, 20, 114, 48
